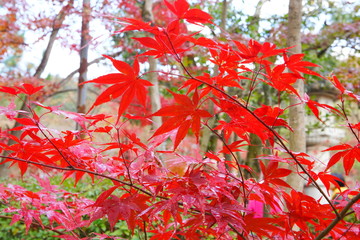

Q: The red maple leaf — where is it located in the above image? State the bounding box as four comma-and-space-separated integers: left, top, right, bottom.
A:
17, 83, 44, 95
260, 161, 292, 188
133, 22, 193, 59
181, 73, 243, 98
254, 105, 289, 129
164, 0, 212, 24
0, 83, 43, 96
303, 93, 344, 121
215, 100, 282, 144
317, 172, 346, 193
213, 120, 249, 143
82, 55, 152, 122
263, 64, 299, 95
91, 193, 149, 231
234, 40, 290, 64
329, 75, 360, 101
324, 143, 360, 175
116, 17, 158, 34
151, 90, 211, 149
243, 214, 283, 238
283, 53, 323, 78
219, 140, 247, 154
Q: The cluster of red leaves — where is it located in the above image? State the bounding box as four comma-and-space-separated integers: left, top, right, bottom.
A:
0, 177, 93, 234
1, 0, 360, 239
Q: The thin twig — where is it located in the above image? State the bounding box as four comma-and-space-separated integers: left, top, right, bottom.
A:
0, 155, 156, 198
204, 123, 247, 201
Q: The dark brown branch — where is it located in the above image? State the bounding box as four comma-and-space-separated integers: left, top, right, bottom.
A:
0, 155, 157, 198
34, 0, 74, 78
58, 50, 123, 87
315, 193, 360, 239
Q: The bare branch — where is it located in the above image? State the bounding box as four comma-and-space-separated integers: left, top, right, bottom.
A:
0, 155, 156, 197
34, 0, 74, 78
58, 50, 123, 87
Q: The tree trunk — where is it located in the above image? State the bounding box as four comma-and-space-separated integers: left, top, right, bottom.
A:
244, 134, 262, 178
220, 0, 228, 30
248, 0, 270, 36
142, 0, 162, 129
200, 0, 228, 153
286, 0, 305, 192
76, 0, 91, 131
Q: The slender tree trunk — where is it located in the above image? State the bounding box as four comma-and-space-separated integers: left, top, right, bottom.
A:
248, 0, 270, 34
76, 0, 91, 131
200, 0, 229, 153
148, 57, 162, 128
286, 0, 305, 192
142, 0, 162, 129
220, 0, 228, 30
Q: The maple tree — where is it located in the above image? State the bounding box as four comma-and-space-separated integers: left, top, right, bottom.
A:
1, 0, 360, 239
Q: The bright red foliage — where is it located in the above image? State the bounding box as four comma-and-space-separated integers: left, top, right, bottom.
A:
82, 55, 152, 123
151, 90, 211, 149
0, 0, 360, 239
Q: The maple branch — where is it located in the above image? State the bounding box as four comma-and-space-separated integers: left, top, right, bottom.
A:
0, 155, 157, 198
0, 154, 248, 237
204, 123, 248, 197
175, 55, 339, 216
58, 50, 123, 87
315, 192, 360, 240
2, 102, 234, 230
32, 116, 75, 169
159, 31, 338, 214
161, 32, 248, 204
34, 1, 74, 78
165, 37, 339, 216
